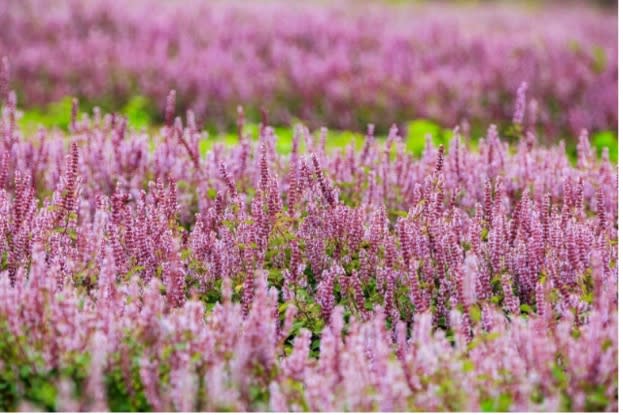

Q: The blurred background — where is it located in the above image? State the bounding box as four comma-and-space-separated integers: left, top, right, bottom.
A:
0, 0, 617, 154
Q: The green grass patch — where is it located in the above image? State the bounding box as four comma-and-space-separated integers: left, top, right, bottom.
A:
592, 130, 617, 162
15, 96, 618, 165
18, 96, 74, 134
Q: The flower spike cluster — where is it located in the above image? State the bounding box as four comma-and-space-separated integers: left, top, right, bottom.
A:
0, 91, 617, 411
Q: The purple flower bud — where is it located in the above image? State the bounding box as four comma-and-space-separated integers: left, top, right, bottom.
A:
513, 81, 528, 125
165, 89, 176, 127
0, 56, 9, 102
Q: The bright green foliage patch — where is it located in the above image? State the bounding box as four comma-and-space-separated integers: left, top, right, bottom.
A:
592, 130, 617, 162
17, 96, 618, 164
123, 96, 156, 130
18, 97, 74, 134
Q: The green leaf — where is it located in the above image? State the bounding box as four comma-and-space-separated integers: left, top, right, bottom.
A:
469, 305, 481, 323
480, 398, 495, 412
586, 386, 608, 411
278, 302, 290, 314
462, 359, 475, 372
552, 365, 566, 385
602, 338, 613, 351
29, 381, 56, 409
206, 188, 217, 199
591, 46, 607, 74
497, 393, 513, 411
481, 393, 512, 412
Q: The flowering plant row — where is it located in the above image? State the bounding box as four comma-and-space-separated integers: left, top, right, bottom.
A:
0, 87, 617, 411
0, 0, 617, 134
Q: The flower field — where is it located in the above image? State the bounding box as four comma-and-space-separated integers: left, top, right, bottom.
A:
0, 0, 618, 412
1, 0, 617, 134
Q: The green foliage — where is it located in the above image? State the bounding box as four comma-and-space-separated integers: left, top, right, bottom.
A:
197, 118, 457, 158
480, 393, 513, 412
15, 100, 618, 169
324, 130, 362, 151
404, 119, 455, 157
122, 95, 156, 130
592, 130, 617, 162
18, 96, 74, 133
585, 386, 609, 411
468, 304, 482, 323
198, 123, 362, 157
25, 377, 57, 411
462, 359, 475, 373
0, 317, 157, 411
17, 94, 157, 135
591, 46, 607, 74
199, 132, 239, 155
551, 365, 567, 386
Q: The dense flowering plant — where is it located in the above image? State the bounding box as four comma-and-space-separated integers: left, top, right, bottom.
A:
0, 0, 617, 134
0, 76, 617, 411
